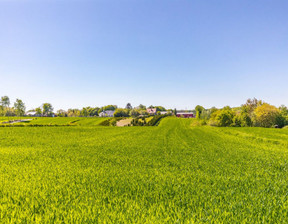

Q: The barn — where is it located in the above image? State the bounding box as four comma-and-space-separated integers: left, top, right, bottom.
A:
176, 112, 195, 118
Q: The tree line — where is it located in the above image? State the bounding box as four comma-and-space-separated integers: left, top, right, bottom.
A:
194, 98, 288, 128
1, 95, 287, 128
0, 96, 170, 118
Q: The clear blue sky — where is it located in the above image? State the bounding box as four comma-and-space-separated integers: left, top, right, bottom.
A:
1, 0, 287, 111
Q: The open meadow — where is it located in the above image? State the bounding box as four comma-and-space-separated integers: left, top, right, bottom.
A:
1, 117, 288, 223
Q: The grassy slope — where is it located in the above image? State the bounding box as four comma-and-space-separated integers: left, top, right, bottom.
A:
0, 117, 110, 126
0, 117, 288, 222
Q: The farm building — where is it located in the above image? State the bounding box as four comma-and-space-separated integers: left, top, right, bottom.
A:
160, 111, 169, 115
26, 111, 37, 117
147, 108, 157, 115
176, 112, 195, 118
99, 110, 115, 117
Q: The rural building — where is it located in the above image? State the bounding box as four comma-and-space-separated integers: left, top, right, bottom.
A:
25, 111, 40, 117
160, 111, 169, 115
147, 108, 157, 115
176, 112, 195, 118
99, 110, 115, 117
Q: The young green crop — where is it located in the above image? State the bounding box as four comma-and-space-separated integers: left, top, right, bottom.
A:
0, 117, 110, 126
0, 117, 288, 223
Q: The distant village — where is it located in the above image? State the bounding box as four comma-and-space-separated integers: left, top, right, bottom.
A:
26, 106, 195, 118
0, 96, 196, 119
98, 107, 195, 118
2, 96, 287, 128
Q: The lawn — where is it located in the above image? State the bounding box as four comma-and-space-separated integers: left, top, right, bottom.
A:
0, 117, 288, 223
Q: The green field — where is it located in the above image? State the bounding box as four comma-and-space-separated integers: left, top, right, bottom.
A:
1, 117, 288, 223
0, 117, 110, 126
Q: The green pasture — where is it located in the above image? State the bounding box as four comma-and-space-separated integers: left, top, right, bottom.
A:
0, 117, 110, 126
0, 117, 288, 223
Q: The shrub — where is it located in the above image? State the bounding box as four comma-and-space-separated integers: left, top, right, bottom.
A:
210, 108, 235, 127
114, 109, 129, 117
146, 115, 167, 126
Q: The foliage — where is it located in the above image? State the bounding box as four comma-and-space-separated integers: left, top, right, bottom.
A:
155, 106, 166, 111
113, 109, 129, 117
42, 103, 54, 116
210, 107, 235, 127
195, 105, 205, 119
57, 109, 68, 117
98, 105, 117, 115
253, 103, 281, 128
130, 109, 140, 117
146, 115, 167, 126
98, 117, 123, 126
137, 104, 146, 110
35, 107, 42, 116
125, 103, 132, 110
0, 95, 10, 108
14, 99, 26, 117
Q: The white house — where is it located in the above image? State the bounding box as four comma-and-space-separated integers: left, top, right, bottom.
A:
99, 110, 115, 117
25, 111, 39, 117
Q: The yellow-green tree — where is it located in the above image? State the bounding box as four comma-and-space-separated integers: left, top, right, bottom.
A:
253, 103, 280, 128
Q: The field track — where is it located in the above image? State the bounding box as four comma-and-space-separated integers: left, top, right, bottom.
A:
0, 117, 288, 223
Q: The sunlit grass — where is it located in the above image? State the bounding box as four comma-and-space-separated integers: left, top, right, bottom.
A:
0, 117, 288, 222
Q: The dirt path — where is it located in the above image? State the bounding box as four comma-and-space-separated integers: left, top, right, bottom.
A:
116, 118, 132, 127
1, 119, 32, 124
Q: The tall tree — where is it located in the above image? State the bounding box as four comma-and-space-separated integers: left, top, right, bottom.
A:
253, 103, 281, 128
42, 103, 53, 116
137, 104, 146, 110
125, 103, 133, 110
195, 105, 205, 119
35, 107, 42, 116
1, 96, 10, 118
1, 96, 10, 107
14, 99, 26, 117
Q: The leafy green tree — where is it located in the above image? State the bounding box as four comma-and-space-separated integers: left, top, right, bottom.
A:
140, 110, 148, 116
211, 107, 235, 127
1, 96, 10, 108
253, 103, 280, 128
114, 108, 129, 117
195, 105, 205, 119
130, 109, 140, 117
155, 106, 166, 111
239, 111, 252, 127
173, 108, 177, 115
1, 96, 10, 117
137, 104, 146, 110
0, 105, 3, 116
242, 98, 263, 115
68, 109, 81, 117
14, 99, 26, 117
279, 105, 288, 116
57, 109, 67, 117
81, 107, 89, 117
88, 107, 99, 116
125, 103, 133, 110
98, 105, 117, 115
35, 107, 42, 116
42, 103, 53, 116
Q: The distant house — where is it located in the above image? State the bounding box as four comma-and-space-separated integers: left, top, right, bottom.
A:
99, 110, 115, 117
26, 111, 39, 117
147, 108, 157, 115
176, 112, 195, 118
160, 111, 169, 115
